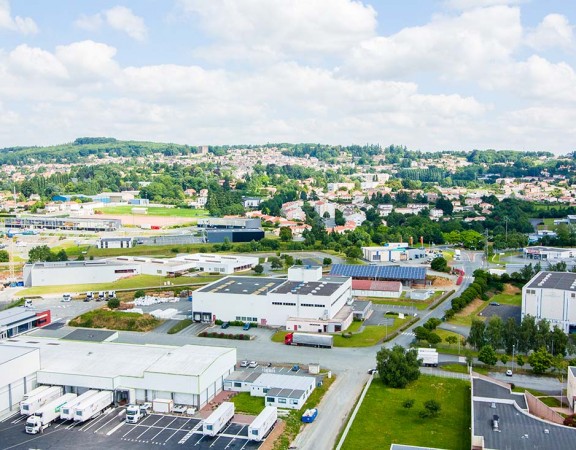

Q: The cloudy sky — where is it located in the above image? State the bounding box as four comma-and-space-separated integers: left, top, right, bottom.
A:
1, 0, 575, 153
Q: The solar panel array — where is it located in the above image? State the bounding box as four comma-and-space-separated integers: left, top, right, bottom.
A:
330, 264, 426, 281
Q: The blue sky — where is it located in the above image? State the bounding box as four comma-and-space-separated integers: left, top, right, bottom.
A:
1, 0, 575, 153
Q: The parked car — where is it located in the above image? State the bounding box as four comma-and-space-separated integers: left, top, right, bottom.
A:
242, 323, 251, 331
221, 322, 230, 329
248, 361, 258, 368
368, 368, 378, 375
490, 302, 500, 306
506, 369, 513, 377
291, 365, 300, 372
240, 360, 249, 368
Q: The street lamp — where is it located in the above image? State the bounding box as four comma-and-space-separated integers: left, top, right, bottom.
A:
512, 344, 515, 372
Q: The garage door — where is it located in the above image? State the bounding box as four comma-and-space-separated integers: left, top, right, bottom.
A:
173, 393, 196, 406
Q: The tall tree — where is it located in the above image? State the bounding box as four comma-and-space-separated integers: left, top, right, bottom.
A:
376, 345, 421, 388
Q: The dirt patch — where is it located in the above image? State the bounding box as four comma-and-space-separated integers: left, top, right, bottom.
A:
455, 297, 484, 318
96, 213, 195, 227
261, 419, 286, 450
430, 276, 454, 287
503, 283, 521, 295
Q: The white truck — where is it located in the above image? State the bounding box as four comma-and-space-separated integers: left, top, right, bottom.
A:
202, 402, 234, 437
74, 390, 113, 422
98, 291, 106, 301
125, 403, 152, 424
248, 406, 277, 442
25, 393, 77, 434
60, 390, 99, 420
417, 348, 439, 367
20, 386, 64, 416
454, 249, 461, 260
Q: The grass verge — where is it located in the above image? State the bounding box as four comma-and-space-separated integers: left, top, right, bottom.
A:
230, 392, 265, 415
69, 309, 162, 332
96, 206, 209, 217
341, 375, 471, 450
167, 319, 194, 335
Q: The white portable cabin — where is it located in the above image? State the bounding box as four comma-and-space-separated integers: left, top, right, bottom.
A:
202, 402, 235, 437
248, 406, 277, 441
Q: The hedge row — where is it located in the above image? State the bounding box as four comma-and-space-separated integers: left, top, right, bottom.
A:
199, 331, 251, 340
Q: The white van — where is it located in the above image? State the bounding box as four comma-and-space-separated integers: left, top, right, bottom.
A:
62, 293, 72, 302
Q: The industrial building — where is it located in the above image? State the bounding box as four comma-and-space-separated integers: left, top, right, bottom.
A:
330, 264, 427, 286
0, 337, 236, 416
522, 271, 576, 334
23, 260, 141, 287
351, 280, 402, 298
471, 375, 576, 450
98, 237, 134, 249
362, 244, 426, 262
206, 229, 265, 243
0, 307, 51, 339
193, 266, 353, 330
197, 218, 261, 229
523, 246, 575, 260
0, 346, 40, 419
223, 372, 316, 410
6, 215, 121, 231
568, 366, 576, 412
22, 254, 257, 287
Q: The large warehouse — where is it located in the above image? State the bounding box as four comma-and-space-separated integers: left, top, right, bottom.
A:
523, 246, 576, 260
0, 337, 236, 418
6, 215, 121, 231
522, 271, 576, 334
23, 253, 258, 286
0, 307, 51, 339
0, 346, 40, 419
193, 266, 353, 331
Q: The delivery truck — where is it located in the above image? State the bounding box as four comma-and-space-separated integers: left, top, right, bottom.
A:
202, 402, 235, 437
248, 406, 277, 442
417, 348, 439, 367
25, 393, 77, 434
74, 390, 113, 422
60, 390, 99, 420
20, 386, 64, 416
284, 332, 333, 349
125, 402, 152, 424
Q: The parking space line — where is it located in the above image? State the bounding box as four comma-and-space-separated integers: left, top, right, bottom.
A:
122, 414, 155, 438
209, 435, 223, 448
150, 416, 178, 441
178, 420, 201, 444
225, 424, 246, 449
94, 411, 124, 433
79, 408, 115, 432
135, 415, 164, 440
106, 421, 125, 436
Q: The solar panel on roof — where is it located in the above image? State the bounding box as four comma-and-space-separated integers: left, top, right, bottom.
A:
330, 264, 425, 280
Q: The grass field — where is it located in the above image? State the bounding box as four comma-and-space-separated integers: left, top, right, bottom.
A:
488, 292, 521, 306
230, 392, 265, 415
367, 297, 431, 310
448, 298, 488, 326
87, 243, 212, 258
69, 309, 162, 331
342, 375, 471, 450
19, 274, 221, 296
96, 206, 209, 217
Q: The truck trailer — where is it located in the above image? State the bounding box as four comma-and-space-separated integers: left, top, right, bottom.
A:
22, 386, 51, 401
60, 390, 99, 420
20, 386, 64, 416
417, 348, 439, 367
25, 393, 77, 434
202, 402, 235, 437
74, 391, 113, 422
284, 332, 333, 348
248, 406, 277, 442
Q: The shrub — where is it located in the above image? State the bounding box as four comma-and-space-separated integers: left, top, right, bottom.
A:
107, 298, 120, 309
402, 399, 415, 409
134, 290, 146, 299
419, 399, 441, 418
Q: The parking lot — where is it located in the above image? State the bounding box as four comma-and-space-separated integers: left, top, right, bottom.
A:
480, 304, 521, 324
0, 407, 264, 450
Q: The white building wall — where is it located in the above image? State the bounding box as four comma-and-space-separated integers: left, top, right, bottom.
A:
568, 368, 576, 412
24, 263, 141, 287
523, 286, 576, 333
351, 289, 401, 298
0, 349, 40, 419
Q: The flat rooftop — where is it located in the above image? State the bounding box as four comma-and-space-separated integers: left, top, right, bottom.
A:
27, 260, 136, 269
196, 277, 285, 295
0, 345, 37, 365
330, 264, 426, 281
0, 337, 234, 378
253, 373, 315, 391
473, 378, 527, 409
526, 271, 576, 291
273, 280, 342, 296
0, 306, 37, 325
61, 329, 117, 342
525, 246, 573, 252
267, 387, 305, 399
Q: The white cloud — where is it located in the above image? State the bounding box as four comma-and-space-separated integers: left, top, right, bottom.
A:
55, 41, 120, 82
7, 45, 68, 80
178, 0, 377, 59
346, 6, 522, 80
74, 6, 147, 41
444, 0, 525, 10
0, 0, 38, 34
526, 14, 574, 50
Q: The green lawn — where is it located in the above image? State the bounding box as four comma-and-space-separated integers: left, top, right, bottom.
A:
440, 363, 468, 374
368, 297, 431, 310
87, 242, 215, 258
230, 392, 265, 415
342, 375, 471, 450
488, 292, 521, 306
334, 316, 408, 347
448, 299, 488, 327
96, 206, 209, 218
19, 274, 221, 296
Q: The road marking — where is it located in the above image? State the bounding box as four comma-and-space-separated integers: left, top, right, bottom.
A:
150, 416, 177, 441
179, 421, 202, 444
165, 417, 194, 442
106, 422, 124, 436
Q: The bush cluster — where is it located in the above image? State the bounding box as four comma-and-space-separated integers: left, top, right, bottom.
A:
214, 319, 258, 328
444, 270, 500, 319
199, 331, 251, 340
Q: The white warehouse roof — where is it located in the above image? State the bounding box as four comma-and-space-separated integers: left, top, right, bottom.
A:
0, 337, 234, 379
253, 373, 315, 391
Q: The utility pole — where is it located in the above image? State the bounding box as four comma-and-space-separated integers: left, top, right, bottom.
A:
484, 229, 489, 267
